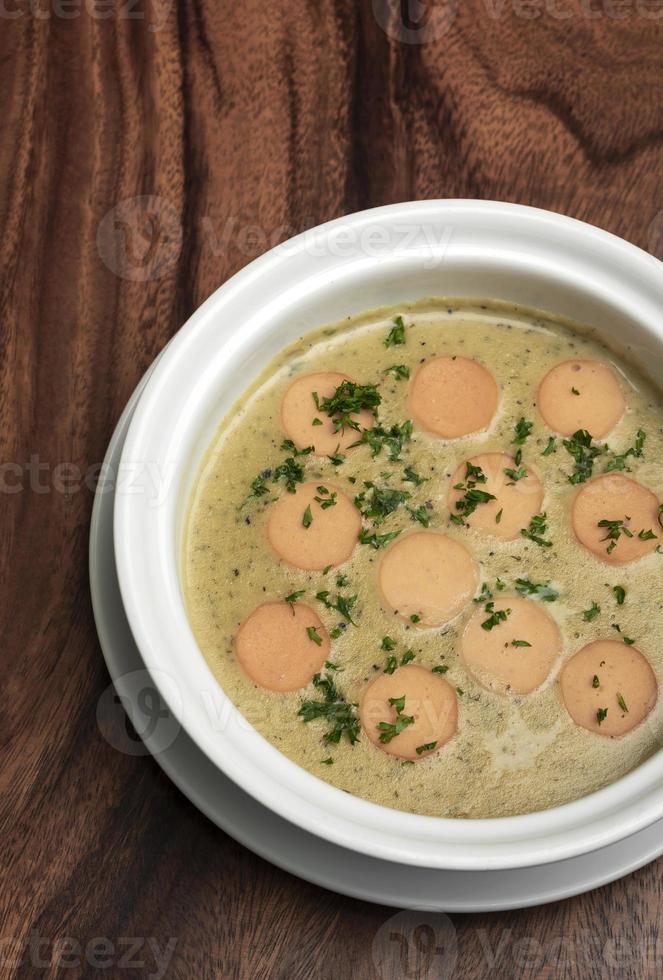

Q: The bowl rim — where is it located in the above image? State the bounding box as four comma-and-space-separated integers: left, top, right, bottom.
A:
113, 199, 663, 870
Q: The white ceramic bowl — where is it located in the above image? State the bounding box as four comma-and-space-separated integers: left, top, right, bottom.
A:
114, 200, 663, 871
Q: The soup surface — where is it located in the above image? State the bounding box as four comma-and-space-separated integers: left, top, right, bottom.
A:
183, 299, 663, 818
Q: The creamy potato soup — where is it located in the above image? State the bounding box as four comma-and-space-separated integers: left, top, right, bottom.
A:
183, 299, 663, 818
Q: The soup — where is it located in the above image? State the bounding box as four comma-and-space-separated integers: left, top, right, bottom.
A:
183, 299, 663, 818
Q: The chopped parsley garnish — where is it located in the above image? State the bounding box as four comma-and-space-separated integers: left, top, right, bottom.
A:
384, 364, 410, 380
481, 602, 511, 631
416, 741, 437, 755
313, 486, 337, 509
355, 420, 413, 461
384, 656, 397, 675
381, 636, 396, 651
243, 473, 269, 504
511, 639, 532, 647
321, 757, 334, 765
512, 417, 533, 445
604, 429, 646, 473
514, 578, 558, 602
474, 582, 493, 603
298, 671, 360, 744
336, 574, 348, 587
432, 664, 449, 674
306, 626, 323, 646
638, 528, 657, 541
401, 650, 415, 665
563, 429, 606, 484
495, 508, 503, 524
592, 675, 600, 688
378, 695, 414, 742
582, 601, 601, 622
358, 528, 401, 549
617, 693, 629, 713
355, 483, 410, 522
312, 417, 323, 426
280, 439, 314, 457
285, 589, 305, 611
328, 448, 346, 466
521, 512, 553, 548
316, 381, 381, 433
410, 614, 420, 623
384, 315, 406, 347
596, 707, 608, 725
315, 590, 359, 625
403, 465, 425, 485
504, 465, 527, 483
542, 436, 557, 456
273, 455, 307, 493
613, 585, 626, 605
623, 635, 636, 646
495, 578, 506, 591
407, 504, 430, 528
451, 462, 496, 526
598, 517, 633, 554
302, 504, 313, 528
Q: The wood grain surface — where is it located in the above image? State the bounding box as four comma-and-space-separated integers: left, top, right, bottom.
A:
2, 0, 663, 976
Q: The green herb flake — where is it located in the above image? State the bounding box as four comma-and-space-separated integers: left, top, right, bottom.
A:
415, 741, 437, 755
401, 650, 415, 665
495, 508, 503, 524
513, 417, 533, 445
318, 381, 381, 435
582, 601, 601, 622
384, 364, 410, 380
381, 636, 396, 651
358, 528, 401, 550
617, 693, 629, 713
384, 315, 406, 348
410, 614, 420, 624
613, 586, 626, 605
432, 664, 449, 674
285, 589, 305, 611
452, 462, 496, 525
306, 626, 323, 646
403, 465, 425, 485
598, 517, 634, 554
481, 603, 512, 631
407, 504, 430, 528
514, 578, 559, 602
378, 695, 414, 743
299, 671, 360, 744
320, 757, 334, 765
592, 675, 600, 688
596, 707, 608, 725
302, 504, 313, 528
521, 512, 553, 548
563, 429, 606, 485
511, 639, 532, 647
542, 436, 557, 456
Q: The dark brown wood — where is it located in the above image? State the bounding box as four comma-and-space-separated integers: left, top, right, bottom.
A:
2, 0, 663, 976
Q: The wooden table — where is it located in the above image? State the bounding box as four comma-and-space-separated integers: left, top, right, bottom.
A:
3, 1, 663, 976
